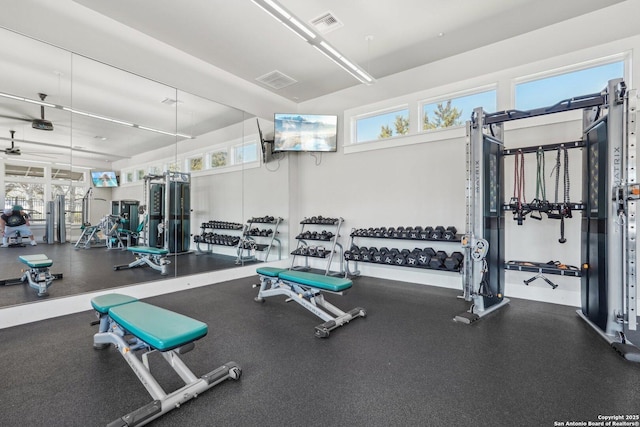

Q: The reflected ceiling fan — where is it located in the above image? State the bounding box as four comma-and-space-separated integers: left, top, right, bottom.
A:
3, 130, 21, 155
2, 130, 56, 158
0, 93, 54, 131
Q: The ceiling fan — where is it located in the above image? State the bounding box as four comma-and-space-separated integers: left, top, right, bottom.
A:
4, 130, 22, 155
0, 93, 54, 131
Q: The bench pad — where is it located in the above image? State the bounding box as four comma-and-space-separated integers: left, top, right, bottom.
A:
256, 267, 288, 277
108, 301, 208, 351
127, 246, 169, 256
91, 293, 139, 314
18, 254, 53, 268
277, 270, 352, 292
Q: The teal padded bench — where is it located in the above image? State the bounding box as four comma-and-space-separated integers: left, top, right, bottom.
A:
113, 246, 171, 275
9, 254, 62, 296
91, 293, 241, 426
254, 268, 366, 338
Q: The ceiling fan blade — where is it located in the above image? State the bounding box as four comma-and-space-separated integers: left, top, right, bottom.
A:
0, 114, 32, 122
0, 135, 130, 159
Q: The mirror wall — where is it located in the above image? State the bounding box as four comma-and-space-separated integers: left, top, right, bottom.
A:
0, 26, 289, 309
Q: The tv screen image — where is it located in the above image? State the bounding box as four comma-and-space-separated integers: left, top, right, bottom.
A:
273, 114, 337, 152
91, 171, 119, 187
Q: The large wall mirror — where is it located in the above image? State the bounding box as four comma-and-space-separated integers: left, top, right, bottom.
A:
0, 26, 289, 310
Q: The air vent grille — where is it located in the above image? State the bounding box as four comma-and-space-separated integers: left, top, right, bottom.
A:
256, 70, 297, 90
310, 11, 343, 34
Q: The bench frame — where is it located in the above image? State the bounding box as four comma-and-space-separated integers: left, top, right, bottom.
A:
92, 294, 241, 426
0, 254, 62, 296
113, 246, 170, 275
254, 269, 366, 338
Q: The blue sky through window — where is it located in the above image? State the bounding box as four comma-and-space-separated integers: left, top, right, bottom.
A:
515, 61, 623, 110
356, 109, 409, 143
423, 90, 496, 130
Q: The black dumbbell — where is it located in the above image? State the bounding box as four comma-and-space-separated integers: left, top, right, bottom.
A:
443, 226, 458, 240
417, 248, 436, 267
430, 226, 446, 240
394, 252, 407, 265
383, 248, 398, 264
429, 251, 448, 269
444, 252, 464, 271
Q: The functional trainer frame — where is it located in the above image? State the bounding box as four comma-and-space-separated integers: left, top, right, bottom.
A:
456, 79, 638, 361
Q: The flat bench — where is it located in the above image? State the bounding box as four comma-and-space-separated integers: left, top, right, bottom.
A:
91, 293, 240, 426
254, 268, 365, 338
113, 246, 170, 275
19, 254, 53, 268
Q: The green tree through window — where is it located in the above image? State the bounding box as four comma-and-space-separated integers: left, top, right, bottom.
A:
424, 100, 462, 130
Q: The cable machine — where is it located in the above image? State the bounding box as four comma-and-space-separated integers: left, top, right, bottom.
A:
456, 79, 638, 361
144, 171, 191, 254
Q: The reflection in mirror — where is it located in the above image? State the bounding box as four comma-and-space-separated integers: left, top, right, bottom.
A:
0, 27, 73, 308
0, 26, 290, 311
242, 115, 290, 266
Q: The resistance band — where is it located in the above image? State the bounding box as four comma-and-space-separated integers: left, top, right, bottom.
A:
512, 150, 527, 224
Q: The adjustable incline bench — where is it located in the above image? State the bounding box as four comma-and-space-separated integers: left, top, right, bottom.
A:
254, 267, 366, 338
113, 246, 170, 275
0, 254, 63, 296
91, 293, 241, 426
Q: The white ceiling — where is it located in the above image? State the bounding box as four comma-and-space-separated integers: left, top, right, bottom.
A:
72, 0, 623, 101
0, 0, 627, 168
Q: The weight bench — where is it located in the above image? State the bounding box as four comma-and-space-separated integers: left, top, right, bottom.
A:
113, 246, 170, 275
0, 254, 62, 296
91, 293, 241, 426
254, 267, 366, 338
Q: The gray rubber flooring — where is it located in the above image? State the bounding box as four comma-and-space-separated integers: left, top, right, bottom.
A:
1, 275, 639, 426
0, 243, 250, 307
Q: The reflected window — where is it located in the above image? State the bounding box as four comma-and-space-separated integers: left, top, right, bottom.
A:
188, 156, 204, 172
234, 142, 258, 164
136, 169, 145, 180
4, 182, 45, 221
209, 150, 228, 168
167, 162, 180, 172
52, 184, 84, 225
126, 171, 134, 183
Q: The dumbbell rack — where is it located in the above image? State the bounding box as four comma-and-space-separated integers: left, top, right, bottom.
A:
290, 216, 344, 276
344, 225, 463, 277
235, 216, 283, 264
193, 220, 244, 255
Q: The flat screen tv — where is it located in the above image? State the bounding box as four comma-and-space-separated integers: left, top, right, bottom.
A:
273, 113, 338, 152
91, 171, 119, 188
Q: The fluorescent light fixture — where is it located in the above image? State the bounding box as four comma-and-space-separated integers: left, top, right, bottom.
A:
0, 92, 194, 139
251, 0, 374, 85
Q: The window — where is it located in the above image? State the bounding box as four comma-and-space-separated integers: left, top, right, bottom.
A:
5, 164, 44, 179
515, 61, 624, 110
422, 90, 496, 131
4, 183, 45, 221
209, 150, 228, 168
136, 169, 145, 180
188, 156, 203, 172
234, 142, 258, 164
52, 184, 85, 225
167, 162, 181, 172
355, 108, 409, 143
126, 171, 134, 183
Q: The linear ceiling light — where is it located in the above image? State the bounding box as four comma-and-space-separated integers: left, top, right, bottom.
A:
251, 0, 375, 85
0, 92, 194, 139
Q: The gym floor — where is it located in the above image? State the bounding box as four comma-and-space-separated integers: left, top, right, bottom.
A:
1, 275, 639, 426
0, 243, 246, 307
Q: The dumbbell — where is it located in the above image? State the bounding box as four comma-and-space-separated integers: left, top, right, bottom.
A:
382, 248, 399, 264
393, 249, 411, 266
428, 251, 448, 269
373, 228, 383, 238
400, 227, 411, 239
371, 247, 384, 263
443, 226, 457, 240
317, 247, 327, 257
360, 246, 372, 262
419, 226, 433, 240
417, 248, 436, 267
430, 226, 446, 240
405, 248, 422, 266
444, 252, 464, 271
409, 226, 422, 239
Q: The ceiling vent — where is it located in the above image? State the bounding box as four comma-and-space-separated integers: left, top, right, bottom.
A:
256, 70, 297, 90
310, 11, 343, 34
